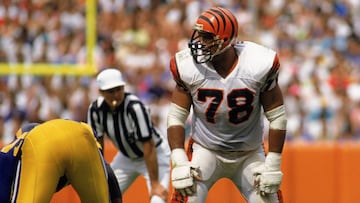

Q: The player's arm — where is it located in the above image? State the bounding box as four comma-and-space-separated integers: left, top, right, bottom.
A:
260, 83, 286, 153
128, 101, 167, 200
260, 54, 286, 153
167, 85, 192, 150
167, 84, 201, 197
167, 54, 192, 150
87, 105, 105, 151
254, 54, 287, 195
255, 83, 286, 196
143, 139, 168, 200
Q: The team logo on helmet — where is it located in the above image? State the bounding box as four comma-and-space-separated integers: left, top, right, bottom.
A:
194, 23, 203, 31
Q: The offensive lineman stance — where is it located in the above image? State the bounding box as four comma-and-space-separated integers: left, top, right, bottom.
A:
167, 7, 286, 203
0, 119, 113, 203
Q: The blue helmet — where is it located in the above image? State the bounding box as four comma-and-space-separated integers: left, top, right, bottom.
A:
15, 123, 40, 138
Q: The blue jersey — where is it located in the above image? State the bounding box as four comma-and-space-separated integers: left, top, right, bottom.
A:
0, 123, 38, 202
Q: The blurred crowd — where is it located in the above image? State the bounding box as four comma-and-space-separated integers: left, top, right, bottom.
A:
0, 0, 359, 145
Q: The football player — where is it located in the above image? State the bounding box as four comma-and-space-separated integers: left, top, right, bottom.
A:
167, 6, 286, 203
0, 119, 122, 203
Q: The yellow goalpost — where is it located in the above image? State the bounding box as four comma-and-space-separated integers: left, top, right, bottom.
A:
0, 0, 97, 76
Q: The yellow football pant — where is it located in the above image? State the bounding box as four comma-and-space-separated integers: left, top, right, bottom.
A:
14, 119, 109, 203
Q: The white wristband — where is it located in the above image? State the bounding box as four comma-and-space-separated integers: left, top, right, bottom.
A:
265, 105, 287, 130
171, 148, 188, 167
167, 103, 190, 128
265, 152, 282, 171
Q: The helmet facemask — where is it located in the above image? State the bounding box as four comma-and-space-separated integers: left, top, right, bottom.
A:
188, 30, 224, 64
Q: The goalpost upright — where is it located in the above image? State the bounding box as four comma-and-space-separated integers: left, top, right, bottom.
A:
0, 0, 97, 76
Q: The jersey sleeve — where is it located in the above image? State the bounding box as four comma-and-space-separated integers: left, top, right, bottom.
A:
0, 138, 25, 202
170, 56, 189, 91
87, 100, 105, 139
261, 54, 280, 92
128, 101, 153, 142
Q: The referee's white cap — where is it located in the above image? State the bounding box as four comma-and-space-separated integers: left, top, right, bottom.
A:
97, 68, 126, 90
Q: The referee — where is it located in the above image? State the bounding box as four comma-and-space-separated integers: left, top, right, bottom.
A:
87, 68, 170, 203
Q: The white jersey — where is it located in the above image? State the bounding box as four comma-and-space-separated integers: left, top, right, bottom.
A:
170, 41, 280, 151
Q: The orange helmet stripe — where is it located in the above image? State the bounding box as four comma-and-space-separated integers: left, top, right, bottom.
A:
217, 7, 236, 40
198, 12, 217, 32
198, 7, 237, 40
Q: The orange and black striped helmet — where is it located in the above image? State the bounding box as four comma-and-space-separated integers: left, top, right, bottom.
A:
188, 7, 238, 63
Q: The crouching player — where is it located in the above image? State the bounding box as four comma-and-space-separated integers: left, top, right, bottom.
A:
0, 119, 122, 203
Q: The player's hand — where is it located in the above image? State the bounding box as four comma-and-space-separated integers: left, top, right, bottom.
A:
170, 148, 201, 197
253, 152, 283, 196
171, 162, 200, 196
150, 181, 168, 201
254, 170, 283, 195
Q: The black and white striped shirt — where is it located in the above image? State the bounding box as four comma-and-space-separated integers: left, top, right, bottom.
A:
87, 92, 163, 159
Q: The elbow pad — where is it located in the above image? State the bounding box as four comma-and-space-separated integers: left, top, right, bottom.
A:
167, 103, 190, 128
265, 105, 287, 130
